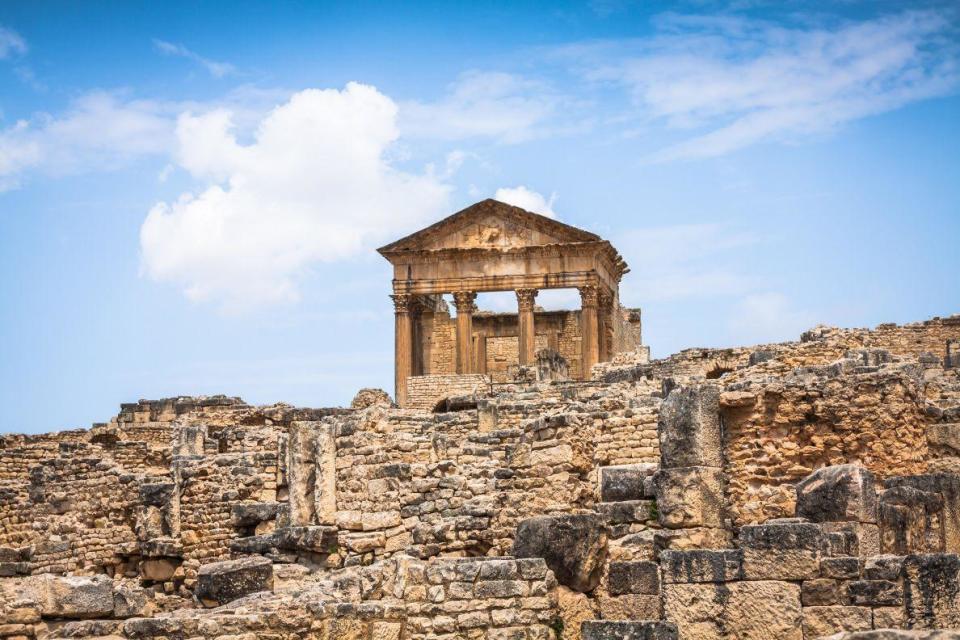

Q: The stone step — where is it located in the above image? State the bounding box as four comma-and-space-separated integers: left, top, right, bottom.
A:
581, 620, 678, 640
599, 464, 657, 502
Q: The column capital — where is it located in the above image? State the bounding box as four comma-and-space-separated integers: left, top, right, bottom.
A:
452, 291, 478, 314
598, 289, 614, 310
515, 288, 538, 312
579, 285, 599, 309
390, 293, 415, 313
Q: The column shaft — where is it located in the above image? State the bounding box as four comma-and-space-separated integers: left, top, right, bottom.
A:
516, 288, 538, 365
392, 294, 414, 406
579, 285, 600, 379
453, 291, 477, 374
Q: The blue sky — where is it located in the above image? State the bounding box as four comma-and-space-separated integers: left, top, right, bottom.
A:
1, 1, 958, 434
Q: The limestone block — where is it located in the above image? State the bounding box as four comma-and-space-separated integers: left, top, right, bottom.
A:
879, 486, 944, 554
606, 561, 660, 595
821, 557, 861, 579
739, 522, 823, 580
902, 553, 960, 629
822, 632, 960, 639
597, 594, 661, 620
822, 522, 881, 558
664, 580, 802, 640
112, 583, 150, 618
652, 467, 725, 529
139, 557, 179, 582
596, 500, 656, 526
802, 579, 839, 606
801, 606, 871, 638
231, 502, 280, 528
599, 464, 657, 502
581, 620, 678, 640
886, 475, 960, 554
657, 384, 721, 469
796, 464, 878, 523
556, 585, 598, 640
196, 556, 273, 607
846, 580, 903, 606
350, 387, 393, 409
513, 514, 608, 593
864, 555, 904, 580
42, 575, 114, 619
653, 528, 732, 553
659, 549, 743, 584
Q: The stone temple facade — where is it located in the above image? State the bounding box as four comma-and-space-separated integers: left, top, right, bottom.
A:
378, 199, 643, 408
2, 204, 960, 640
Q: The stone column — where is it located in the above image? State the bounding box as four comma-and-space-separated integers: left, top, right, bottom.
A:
598, 290, 613, 363
453, 291, 477, 374
391, 293, 415, 407
579, 285, 599, 379
516, 288, 538, 365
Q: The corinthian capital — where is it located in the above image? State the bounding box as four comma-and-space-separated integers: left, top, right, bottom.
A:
579, 285, 599, 309
515, 288, 538, 312
391, 293, 415, 313
452, 291, 477, 314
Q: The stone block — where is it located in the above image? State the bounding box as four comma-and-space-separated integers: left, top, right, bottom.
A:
846, 580, 903, 606
653, 528, 732, 553
821, 556, 861, 579
864, 555, 905, 581
581, 620, 678, 640
739, 522, 823, 580
902, 553, 960, 628
659, 549, 743, 584
822, 633, 960, 639
196, 556, 273, 607
796, 464, 878, 523
664, 580, 801, 640
231, 502, 280, 528
652, 467, 725, 529
607, 561, 660, 595
801, 606, 872, 638
513, 514, 608, 593
802, 579, 839, 606
597, 593, 661, 620
657, 384, 721, 469
599, 464, 657, 502
597, 500, 656, 525
43, 575, 114, 619
113, 583, 150, 618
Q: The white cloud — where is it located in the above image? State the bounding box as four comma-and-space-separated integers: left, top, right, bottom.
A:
579, 10, 960, 160
0, 92, 174, 190
140, 83, 451, 309
401, 71, 565, 143
0, 25, 27, 59
153, 39, 235, 78
615, 223, 760, 301
494, 185, 558, 218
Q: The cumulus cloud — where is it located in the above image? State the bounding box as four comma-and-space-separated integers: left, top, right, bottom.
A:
493, 185, 558, 218
578, 10, 960, 160
153, 38, 235, 78
0, 25, 27, 59
140, 83, 451, 309
401, 71, 566, 143
0, 92, 174, 190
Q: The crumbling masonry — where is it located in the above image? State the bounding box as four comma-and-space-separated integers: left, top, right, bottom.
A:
2, 202, 960, 640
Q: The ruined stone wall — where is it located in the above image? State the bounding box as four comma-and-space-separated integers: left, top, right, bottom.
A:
720, 360, 933, 525
405, 374, 491, 411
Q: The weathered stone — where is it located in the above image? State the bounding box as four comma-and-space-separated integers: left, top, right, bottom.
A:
581, 621, 678, 640
802, 578, 839, 606
231, 502, 280, 528
196, 556, 273, 607
796, 464, 878, 523
607, 561, 660, 595
864, 555, 905, 580
902, 553, 960, 628
43, 575, 114, 619
350, 387, 393, 409
597, 593, 661, 620
659, 549, 743, 584
652, 467, 725, 529
801, 606, 872, 638
657, 384, 721, 469
140, 557, 180, 582
599, 464, 657, 502
846, 580, 903, 606
556, 585, 598, 640
822, 632, 960, 639
113, 583, 150, 618
739, 522, 823, 580
664, 580, 802, 640
821, 556, 861, 579
513, 514, 607, 593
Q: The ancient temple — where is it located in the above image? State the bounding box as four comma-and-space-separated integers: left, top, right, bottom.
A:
378, 199, 642, 406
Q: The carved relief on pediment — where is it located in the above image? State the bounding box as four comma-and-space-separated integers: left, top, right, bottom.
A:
456, 215, 539, 249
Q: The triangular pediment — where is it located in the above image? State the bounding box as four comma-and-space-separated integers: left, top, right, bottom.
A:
378, 199, 600, 255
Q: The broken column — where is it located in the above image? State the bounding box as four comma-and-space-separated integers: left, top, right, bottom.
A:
651, 383, 730, 549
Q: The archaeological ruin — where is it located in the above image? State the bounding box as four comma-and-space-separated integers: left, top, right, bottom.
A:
2, 199, 960, 640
